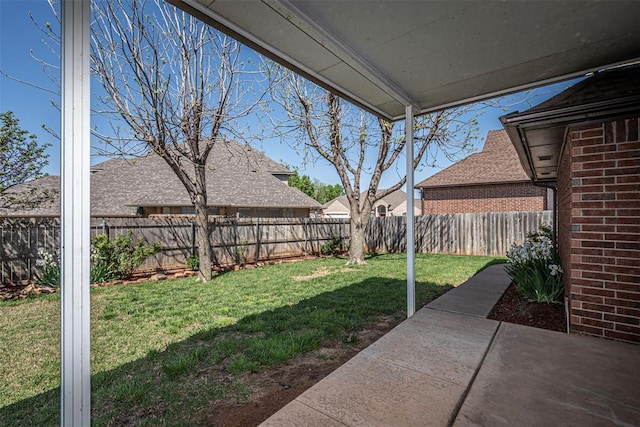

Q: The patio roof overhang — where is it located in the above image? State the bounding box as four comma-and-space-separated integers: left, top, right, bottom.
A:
501, 65, 640, 182
58, 2, 640, 421
169, 0, 640, 121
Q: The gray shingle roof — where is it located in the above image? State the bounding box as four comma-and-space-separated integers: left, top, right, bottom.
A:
415, 130, 529, 188
1, 140, 320, 217
0, 175, 60, 217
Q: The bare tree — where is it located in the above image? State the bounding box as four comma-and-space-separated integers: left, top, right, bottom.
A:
12, 0, 268, 281
91, 0, 271, 280
270, 71, 479, 264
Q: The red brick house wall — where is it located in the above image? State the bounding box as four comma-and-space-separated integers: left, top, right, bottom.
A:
421, 183, 547, 214
561, 117, 640, 343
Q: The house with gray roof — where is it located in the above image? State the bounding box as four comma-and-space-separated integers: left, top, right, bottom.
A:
322, 189, 419, 219
0, 140, 321, 218
415, 130, 550, 214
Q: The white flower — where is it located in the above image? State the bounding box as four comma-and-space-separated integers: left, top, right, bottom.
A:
548, 264, 562, 276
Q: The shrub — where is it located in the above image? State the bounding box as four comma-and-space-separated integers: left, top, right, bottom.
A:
505, 225, 563, 303
320, 237, 345, 256
92, 232, 161, 279
186, 255, 199, 271
36, 233, 161, 287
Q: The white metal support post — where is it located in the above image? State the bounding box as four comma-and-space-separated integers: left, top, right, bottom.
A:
60, 0, 91, 425
405, 105, 415, 317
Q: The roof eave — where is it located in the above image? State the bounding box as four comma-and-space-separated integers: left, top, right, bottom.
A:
415, 179, 533, 189
501, 94, 640, 182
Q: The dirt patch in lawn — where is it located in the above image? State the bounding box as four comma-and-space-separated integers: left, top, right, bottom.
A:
291, 267, 332, 281
197, 315, 400, 426
488, 283, 567, 333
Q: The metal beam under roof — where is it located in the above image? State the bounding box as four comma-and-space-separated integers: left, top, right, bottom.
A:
171, 0, 640, 121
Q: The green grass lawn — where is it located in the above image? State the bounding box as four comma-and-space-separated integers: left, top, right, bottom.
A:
0, 253, 501, 426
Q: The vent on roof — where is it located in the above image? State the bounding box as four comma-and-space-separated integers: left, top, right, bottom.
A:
538, 155, 553, 161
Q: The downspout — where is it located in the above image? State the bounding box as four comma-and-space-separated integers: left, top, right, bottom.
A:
532, 181, 557, 249
533, 180, 569, 333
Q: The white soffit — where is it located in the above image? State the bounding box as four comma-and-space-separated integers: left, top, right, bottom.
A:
172, 0, 640, 121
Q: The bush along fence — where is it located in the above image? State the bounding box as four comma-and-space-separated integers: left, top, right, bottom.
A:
1, 210, 550, 283
0, 217, 349, 283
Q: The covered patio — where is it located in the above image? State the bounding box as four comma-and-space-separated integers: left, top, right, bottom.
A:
261, 264, 640, 426
58, 0, 640, 423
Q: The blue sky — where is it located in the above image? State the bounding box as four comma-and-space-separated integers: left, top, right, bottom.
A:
1, 0, 577, 193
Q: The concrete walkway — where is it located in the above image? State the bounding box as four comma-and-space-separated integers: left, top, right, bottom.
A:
260, 264, 640, 427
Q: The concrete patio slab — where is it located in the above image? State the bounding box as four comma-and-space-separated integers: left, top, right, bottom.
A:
260, 400, 347, 427
426, 263, 510, 318
260, 263, 640, 427
454, 323, 640, 427
362, 310, 498, 386
295, 353, 465, 426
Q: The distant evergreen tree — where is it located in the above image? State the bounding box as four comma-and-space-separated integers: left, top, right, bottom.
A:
288, 171, 345, 204
315, 180, 344, 204
0, 111, 53, 209
288, 171, 316, 199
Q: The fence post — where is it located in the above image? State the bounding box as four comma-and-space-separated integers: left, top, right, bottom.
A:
101, 220, 109, 239
190, 221, 196, 257
255, 218, 260, 263
303, 218, 308, 256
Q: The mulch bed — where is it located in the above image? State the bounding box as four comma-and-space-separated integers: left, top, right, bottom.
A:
488, 283, 567, 332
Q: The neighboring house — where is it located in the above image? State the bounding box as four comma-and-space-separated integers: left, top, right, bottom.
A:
415, 130, 550, 214
322, 189, 420, 218
0, 140, 321, 218
502, 65, 640, 343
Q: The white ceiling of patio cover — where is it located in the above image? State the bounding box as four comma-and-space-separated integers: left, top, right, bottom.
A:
174, 0, 640, 120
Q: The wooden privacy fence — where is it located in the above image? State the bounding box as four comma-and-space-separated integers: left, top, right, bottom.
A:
0, 217, 349, 283
366, 210, 553, 256
1, 210, 551, 283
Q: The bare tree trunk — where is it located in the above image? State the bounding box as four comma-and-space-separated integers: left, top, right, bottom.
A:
347, 204, 368, 265
193, 164, 212, 281
194, 197, 212, 281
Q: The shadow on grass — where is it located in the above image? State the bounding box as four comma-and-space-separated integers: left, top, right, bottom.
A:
0, 259, 499, 426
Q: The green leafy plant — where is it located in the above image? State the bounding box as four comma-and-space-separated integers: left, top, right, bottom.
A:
92, 232, 161, 279
320, 236, 345, 256
35, 233, 160, 287
90, 259, 113, 284
36, 248, 60, 288
505, 225, 563, 303
186, 255, 199, 271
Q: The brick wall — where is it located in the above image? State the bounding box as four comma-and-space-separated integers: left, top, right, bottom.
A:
420, 183, 547, 214
563, 117, 640, 343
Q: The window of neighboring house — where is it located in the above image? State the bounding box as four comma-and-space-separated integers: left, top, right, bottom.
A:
282, 208, 293, 218
161, 207, 180, 215
377, 205, 387, 217
180, 206, 195, 215
207, 207, 220, 215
